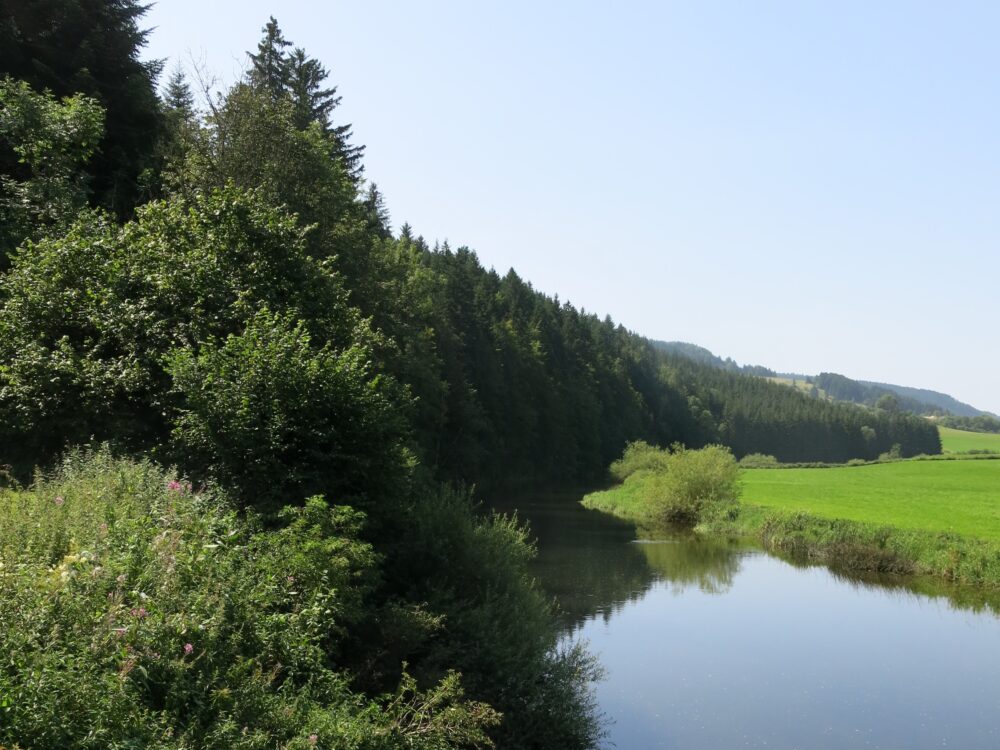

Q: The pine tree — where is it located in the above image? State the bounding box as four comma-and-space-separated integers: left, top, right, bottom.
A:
246, 18, 365, 179
362, 182, 392, 239
163, 66, 195, 118
288, 47, 339, 129
247, 16, 292, 98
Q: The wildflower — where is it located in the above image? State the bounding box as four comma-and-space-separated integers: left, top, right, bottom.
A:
131, 607, 148, 619
308, 735, 318, 746
53, 495, 64, 506
167, 480, 183, 492
99, 522, 108, 534
183, 643, 194, 656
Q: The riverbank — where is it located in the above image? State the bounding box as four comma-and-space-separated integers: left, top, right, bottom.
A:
583, 459, 1000, 588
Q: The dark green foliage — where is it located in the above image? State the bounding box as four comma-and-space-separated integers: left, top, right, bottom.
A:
168, 309, 407, 514
609, 440, 672, 481
0, 0, 164, 216
661, 355, 942, 463
384, 488, 606, 749
0, 78, 104, 268
162, 67, 195, 116
0, 186, 375, 483
176, 82, 360, 263
246, 17, 364, 178
247, 16, 292, 98
651, 339, 777, 377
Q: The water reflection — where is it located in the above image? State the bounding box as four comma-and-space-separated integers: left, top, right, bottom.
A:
493, 494, 1000, 750
632, 534, 749, 596
490, 493, 657, 632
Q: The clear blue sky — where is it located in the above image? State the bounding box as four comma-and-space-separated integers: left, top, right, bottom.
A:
145, 1, 1000, 415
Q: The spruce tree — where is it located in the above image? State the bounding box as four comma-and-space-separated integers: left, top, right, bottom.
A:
247, 16, 291, 98
163, 66, 195, 117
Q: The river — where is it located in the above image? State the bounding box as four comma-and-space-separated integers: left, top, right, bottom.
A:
496, 495, 1000, 749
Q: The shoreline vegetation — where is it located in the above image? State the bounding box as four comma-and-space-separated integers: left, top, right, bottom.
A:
583, 436, 1000, 593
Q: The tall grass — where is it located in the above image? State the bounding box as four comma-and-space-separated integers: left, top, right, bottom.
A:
0, 449, 499, 749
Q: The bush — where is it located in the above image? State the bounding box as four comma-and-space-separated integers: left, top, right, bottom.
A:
0, 186, 365, 478
0, 449, 499, 749
647, 445, 741, 526
609, 440, 670, 482
738, 453, 780, 469
384, 487, 606, 749
878, 443, 903, 462
167, 308, 407, 515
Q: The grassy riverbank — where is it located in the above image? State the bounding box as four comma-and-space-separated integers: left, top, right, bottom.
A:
584, 458, 1000, 588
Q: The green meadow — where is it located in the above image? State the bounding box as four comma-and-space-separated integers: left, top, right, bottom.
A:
939, 426, 1000, 454
742, 459, 1000, 541
586, 454, 1000, 586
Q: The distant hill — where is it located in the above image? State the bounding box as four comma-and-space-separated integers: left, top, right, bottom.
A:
650, 341, 782, 378
862, 381, 988, 418
652, 341, 993, 419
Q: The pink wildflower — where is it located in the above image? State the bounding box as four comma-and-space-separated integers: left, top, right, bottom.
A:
167, 480, 183, 492
183, 643, 194, 656
131, 607, 148, 619
308, 734, 318, 746
53, 495, 64, 506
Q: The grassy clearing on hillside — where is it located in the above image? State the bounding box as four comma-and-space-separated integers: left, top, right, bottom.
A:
939, 426, 1000, 454
742, 460, 1000, 540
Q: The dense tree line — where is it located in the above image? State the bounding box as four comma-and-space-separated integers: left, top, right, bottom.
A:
664, 359, 941, 462
936, 414, 1000, 434
0, 5, 941, 747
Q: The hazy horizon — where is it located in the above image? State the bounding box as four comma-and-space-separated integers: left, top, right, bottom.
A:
145, 1, 1000, 415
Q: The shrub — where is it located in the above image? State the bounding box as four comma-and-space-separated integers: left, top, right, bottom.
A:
167, 308, 407, 515
0, 449, 499, 749
738, 453, 780, 468
647, 445, 741, 526
609, 440, 670, 482
0, 186, 364, 477
385, 487, 606, 749
878, 443, 903, 462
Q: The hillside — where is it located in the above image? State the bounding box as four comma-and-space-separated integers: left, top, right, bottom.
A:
654, 341, 992, 419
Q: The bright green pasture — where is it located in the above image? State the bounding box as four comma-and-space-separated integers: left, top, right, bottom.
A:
939, 426, 1000, 454
743, 460, 1000, 541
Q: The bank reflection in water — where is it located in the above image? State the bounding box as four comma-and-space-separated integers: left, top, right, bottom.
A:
497, 494, 1000, 750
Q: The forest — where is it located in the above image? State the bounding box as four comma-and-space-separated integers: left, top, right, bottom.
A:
0, 4, 941, 748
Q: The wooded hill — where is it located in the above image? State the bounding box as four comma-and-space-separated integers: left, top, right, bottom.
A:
655, 341, 991, 421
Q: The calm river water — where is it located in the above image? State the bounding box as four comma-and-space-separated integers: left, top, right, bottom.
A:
496, 495, 1000, 749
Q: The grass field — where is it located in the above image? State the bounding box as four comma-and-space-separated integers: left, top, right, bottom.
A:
586, 458, 1000, 586
938, 426, 1000, 454
743, 460, 1000, 540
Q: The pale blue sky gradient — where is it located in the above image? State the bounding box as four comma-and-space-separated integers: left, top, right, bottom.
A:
145, 1, 1000, 414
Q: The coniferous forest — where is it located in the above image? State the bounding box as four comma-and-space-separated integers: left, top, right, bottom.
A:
0, 4, 942, 748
